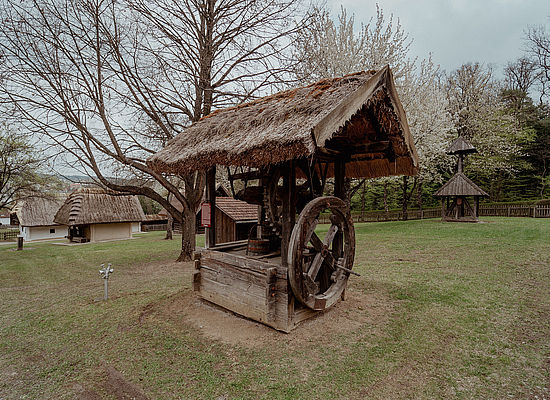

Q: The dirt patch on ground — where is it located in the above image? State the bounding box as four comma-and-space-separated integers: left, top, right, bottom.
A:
102, 365, 149, 400
73, 365, 150, 400
140, 285, 394, 349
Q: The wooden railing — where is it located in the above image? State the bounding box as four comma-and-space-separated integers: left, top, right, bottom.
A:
141, 223, 183, 233
141, 224, 168, 232
0, 230, 18, 241
324, 204, 550, 223
142, 203, 550, 231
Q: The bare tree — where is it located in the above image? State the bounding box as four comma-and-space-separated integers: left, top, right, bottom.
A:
0, 0, 305, 260
526, 23, 550, 103
504, 57, 538, 94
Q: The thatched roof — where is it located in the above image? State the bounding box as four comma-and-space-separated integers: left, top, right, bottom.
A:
54, 188, 145, 226
446, 136, 477, 155
13, 196, 66, 227
434, 173, 489, 197
214, 197, 257, 222
148, 66, 418, 179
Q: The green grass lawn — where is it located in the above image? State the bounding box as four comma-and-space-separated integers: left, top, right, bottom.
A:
1, 220, 549, 399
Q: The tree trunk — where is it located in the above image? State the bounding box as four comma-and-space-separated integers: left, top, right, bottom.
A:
177, 207, 196, 262
165, 213, 173, 240
402, 176, 408, 221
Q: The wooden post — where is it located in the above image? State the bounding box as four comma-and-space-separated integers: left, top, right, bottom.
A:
475, 197, 480, 218
17, 235, 23, 251
334, 160, 345, 258
205, 166, 216, 248
281, 162, 296, 270
441, 198, 445, 219
334, 160, 345, 199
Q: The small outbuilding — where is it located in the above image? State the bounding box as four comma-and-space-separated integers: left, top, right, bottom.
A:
11, 197, 68, 241
434, 136, 489, 221
196, 197, 258, 244
54, 188, 145, 243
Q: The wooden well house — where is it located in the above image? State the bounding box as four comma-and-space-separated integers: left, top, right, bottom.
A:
148, 66, 419, 332
54, 188, 145, 243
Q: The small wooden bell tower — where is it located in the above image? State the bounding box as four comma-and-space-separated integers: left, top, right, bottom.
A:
434, 136, 488, 222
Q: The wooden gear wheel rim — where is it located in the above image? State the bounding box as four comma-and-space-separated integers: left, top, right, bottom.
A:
288, 196, 355, 310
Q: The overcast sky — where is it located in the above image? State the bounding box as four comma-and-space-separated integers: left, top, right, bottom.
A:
326, 0, 549, 76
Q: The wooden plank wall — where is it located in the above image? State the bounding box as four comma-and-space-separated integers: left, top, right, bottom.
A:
194, 249, 291, 332
215, 209, 236, 244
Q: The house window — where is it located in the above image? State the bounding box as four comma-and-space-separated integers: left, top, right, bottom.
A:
50, 228, 55, 234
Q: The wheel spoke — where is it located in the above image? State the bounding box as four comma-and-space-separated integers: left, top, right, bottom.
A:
324, 251, 336, 270
304, 218, 319, 244
324, 224, 338, 245
307, 252, 324, 280
329, 213, 344, 227
309, 232, 323, 251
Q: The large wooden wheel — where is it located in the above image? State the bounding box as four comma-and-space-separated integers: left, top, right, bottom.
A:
288, 196, 355, 310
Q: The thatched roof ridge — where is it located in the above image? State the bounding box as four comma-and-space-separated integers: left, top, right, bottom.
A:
446, 136, 477, 155
434, 173, 489, 197
14, 196, 66, 227
54, 188, 145, 226
148, 66, 418, 179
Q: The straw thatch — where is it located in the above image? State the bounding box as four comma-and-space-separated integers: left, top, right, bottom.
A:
54, 188, 145, 226
13, 196, 66, 227
148, 66, 418, 179
446, 136, 477, 155
434, 173, 489, 197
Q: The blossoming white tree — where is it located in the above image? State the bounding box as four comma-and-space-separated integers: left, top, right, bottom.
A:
293, 5, 453, 216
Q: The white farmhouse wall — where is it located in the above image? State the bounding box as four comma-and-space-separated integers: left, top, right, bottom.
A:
90, 223, 132, 242
131, 222, 141, 233
0, 217, 10, 225
20, 225, 68, 241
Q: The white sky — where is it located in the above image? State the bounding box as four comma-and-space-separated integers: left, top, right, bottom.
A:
326, 0, 550, 76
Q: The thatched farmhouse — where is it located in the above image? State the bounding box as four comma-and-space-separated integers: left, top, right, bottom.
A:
11, 197, 68, 241
0, 209, 10, 225
195, 197, 258, 243
54, 188, 145, 243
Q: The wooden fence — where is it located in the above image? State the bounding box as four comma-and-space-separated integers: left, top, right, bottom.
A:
140, 203, 550, 232
324, 204, 550, 223
0, 230, 18, 241
479, 204, 550, 218
141, 223, 183, 233
141, 224, 168, 232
